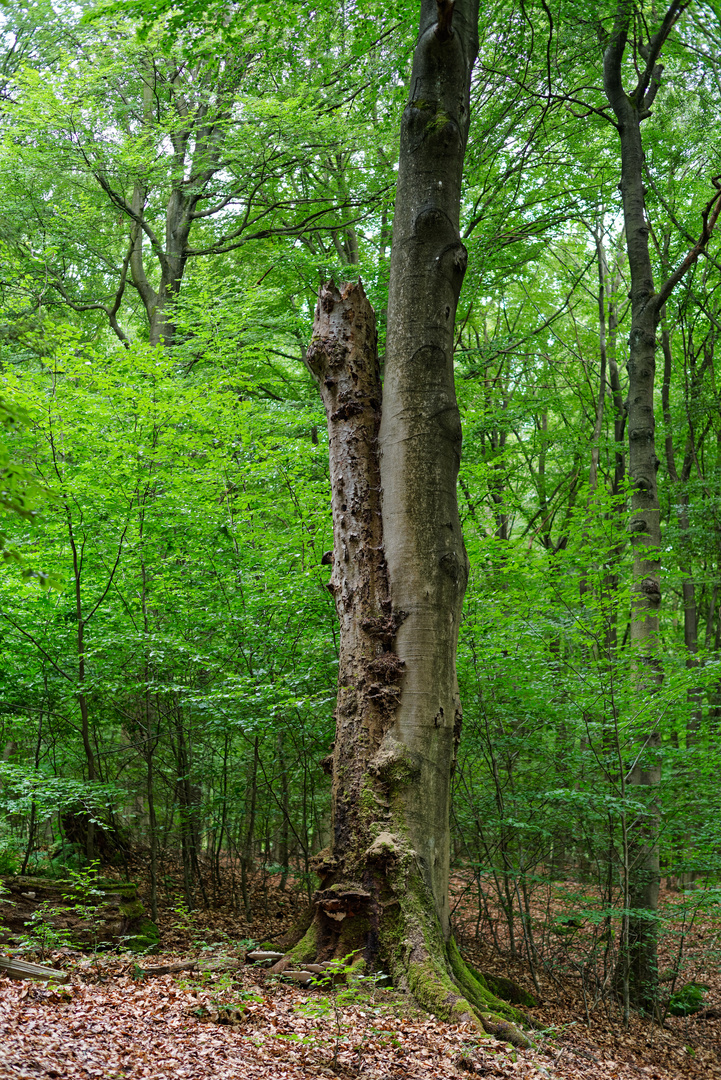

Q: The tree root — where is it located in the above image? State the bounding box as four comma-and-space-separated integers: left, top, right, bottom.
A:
409, 938, 535, 1049
269, 908, 535, 1050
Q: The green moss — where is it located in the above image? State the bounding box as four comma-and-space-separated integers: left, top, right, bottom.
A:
286, 921, 318, 965
408, 958, 478, 1025
371, 740, 420, 789
446, 939, 533, 1047
358, 780, 377, 819
475, 967, 537, 1009
119, 898, 145, 920
125, 918, 160, 953
324, 882, 364, 895
376, 877, 532, 1049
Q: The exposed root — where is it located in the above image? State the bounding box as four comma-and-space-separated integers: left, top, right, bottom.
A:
269, 844, 534, 1049
446, 939, 534, 1048
272, 912, 533, 1049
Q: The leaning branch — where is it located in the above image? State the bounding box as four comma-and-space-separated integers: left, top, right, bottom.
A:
634, 0, 689, 107
655, 175, 721, 310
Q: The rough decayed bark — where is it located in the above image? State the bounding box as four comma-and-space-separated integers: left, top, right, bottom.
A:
294, 278, 530, 1044
274, 0, 533, 1047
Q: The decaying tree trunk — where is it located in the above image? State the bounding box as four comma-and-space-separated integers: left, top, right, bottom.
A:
274, 0, 533, 1045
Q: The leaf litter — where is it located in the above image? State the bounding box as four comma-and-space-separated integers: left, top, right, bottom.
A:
2, 869, 718, 1080
0, 949, 716, 1080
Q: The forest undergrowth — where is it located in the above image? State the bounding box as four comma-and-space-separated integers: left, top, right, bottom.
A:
1, 861, 719, 1080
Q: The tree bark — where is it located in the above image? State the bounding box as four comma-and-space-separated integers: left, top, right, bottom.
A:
278, 0, 531, 1045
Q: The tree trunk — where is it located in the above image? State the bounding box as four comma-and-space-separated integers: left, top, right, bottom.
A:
277, 0, 531, 1045
601, 0, 721, 1011
240, 736, 259, 922
603, 8, 664, 1014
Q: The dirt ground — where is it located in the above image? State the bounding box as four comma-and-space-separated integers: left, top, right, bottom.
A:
0, 866, 718, 1079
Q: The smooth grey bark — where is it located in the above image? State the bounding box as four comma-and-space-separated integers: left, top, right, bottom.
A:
378, 0, 477, 938
602, 0, 721, 1010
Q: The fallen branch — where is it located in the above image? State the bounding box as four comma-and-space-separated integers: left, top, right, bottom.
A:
0, 956, 69, 984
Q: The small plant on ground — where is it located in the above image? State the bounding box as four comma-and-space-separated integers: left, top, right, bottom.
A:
296, 951, 390, 1072
667, 982, 708, 1017
62, 860, 106, 957
19, 900, 74, 960
179, 965, 264, 1024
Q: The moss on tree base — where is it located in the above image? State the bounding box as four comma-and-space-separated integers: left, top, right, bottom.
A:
272, 871, 534, 1051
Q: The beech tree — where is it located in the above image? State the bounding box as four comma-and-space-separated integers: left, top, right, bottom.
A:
0, 4, 394, 347
270, 0, 531, 1041
601, 0, 721, 1012
4, 0, 721, 1037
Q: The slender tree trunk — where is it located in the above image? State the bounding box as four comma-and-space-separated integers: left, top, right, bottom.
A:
603, 16, 664, 1014
277, 730, 290, 890
20, 698, 44, 875
65, 511, 97, 863
240, 736, 259, 922
661, 317, 706, 733
146, 749, 159, 922
601, 0, 721, 1010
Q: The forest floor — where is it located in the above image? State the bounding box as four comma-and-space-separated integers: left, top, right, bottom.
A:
0, 867, 719, 1080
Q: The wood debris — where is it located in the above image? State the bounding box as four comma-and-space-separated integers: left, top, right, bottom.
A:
0, 956, 69, 984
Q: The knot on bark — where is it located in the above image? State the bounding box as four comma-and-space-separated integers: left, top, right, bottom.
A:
633, 475, 653, 493
628, 517, 647, 534
437, 240, 468, 274
629, 427, 654, 442
440, 549, 467, 586
639, 577, 661, 603
630, 327, 657, 348
414, 206, 454, 241
369, 737, 422, 786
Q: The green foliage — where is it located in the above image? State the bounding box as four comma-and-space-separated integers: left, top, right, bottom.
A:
0, 0, 718, 1024
297, 951, 389, 1069
18, 899, 74, 960
668, 983, 707, 1017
